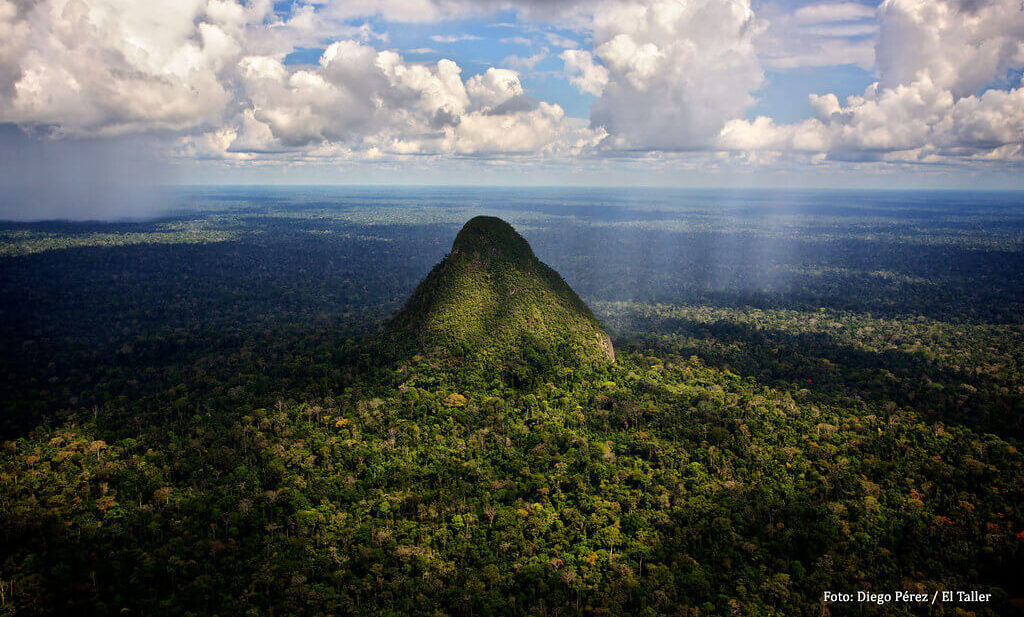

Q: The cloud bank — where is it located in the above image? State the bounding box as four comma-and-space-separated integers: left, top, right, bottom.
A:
720, 0, 1024, 162
0, 0, 1022, 206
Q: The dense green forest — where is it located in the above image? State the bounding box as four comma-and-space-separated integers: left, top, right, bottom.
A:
1, 188, 1023, 616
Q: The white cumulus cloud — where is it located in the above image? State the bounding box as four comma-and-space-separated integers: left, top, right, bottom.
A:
721, 0, 1024, 162
561, 49, 609, 96
228, 42, 599, 157
0, 0, 264, 136
3, 0, 1023, 176
0, 0, 602, 161
582, 0, 765, 150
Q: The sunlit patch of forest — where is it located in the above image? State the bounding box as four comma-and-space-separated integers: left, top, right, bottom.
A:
1, 187, 1022, 616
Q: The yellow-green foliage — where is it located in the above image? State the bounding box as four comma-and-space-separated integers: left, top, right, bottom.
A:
0, 227, 236, 257
389, 217, 614, 366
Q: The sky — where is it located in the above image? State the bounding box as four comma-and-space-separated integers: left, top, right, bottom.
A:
1, 0, 1024, 215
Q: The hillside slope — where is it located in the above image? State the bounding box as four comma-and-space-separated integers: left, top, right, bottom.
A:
389, 216, 614, 364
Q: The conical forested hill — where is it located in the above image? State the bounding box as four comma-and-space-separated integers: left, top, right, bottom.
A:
388, 216, 614, 366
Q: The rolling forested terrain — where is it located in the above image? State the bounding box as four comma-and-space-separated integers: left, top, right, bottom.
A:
1, 187, 1023, 616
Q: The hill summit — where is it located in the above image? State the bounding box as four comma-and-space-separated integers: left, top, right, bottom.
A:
389, 216, 614, 365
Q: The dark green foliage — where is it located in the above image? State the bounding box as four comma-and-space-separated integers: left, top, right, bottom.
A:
1, 190, 1023, 616
388, 216, 615, 369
